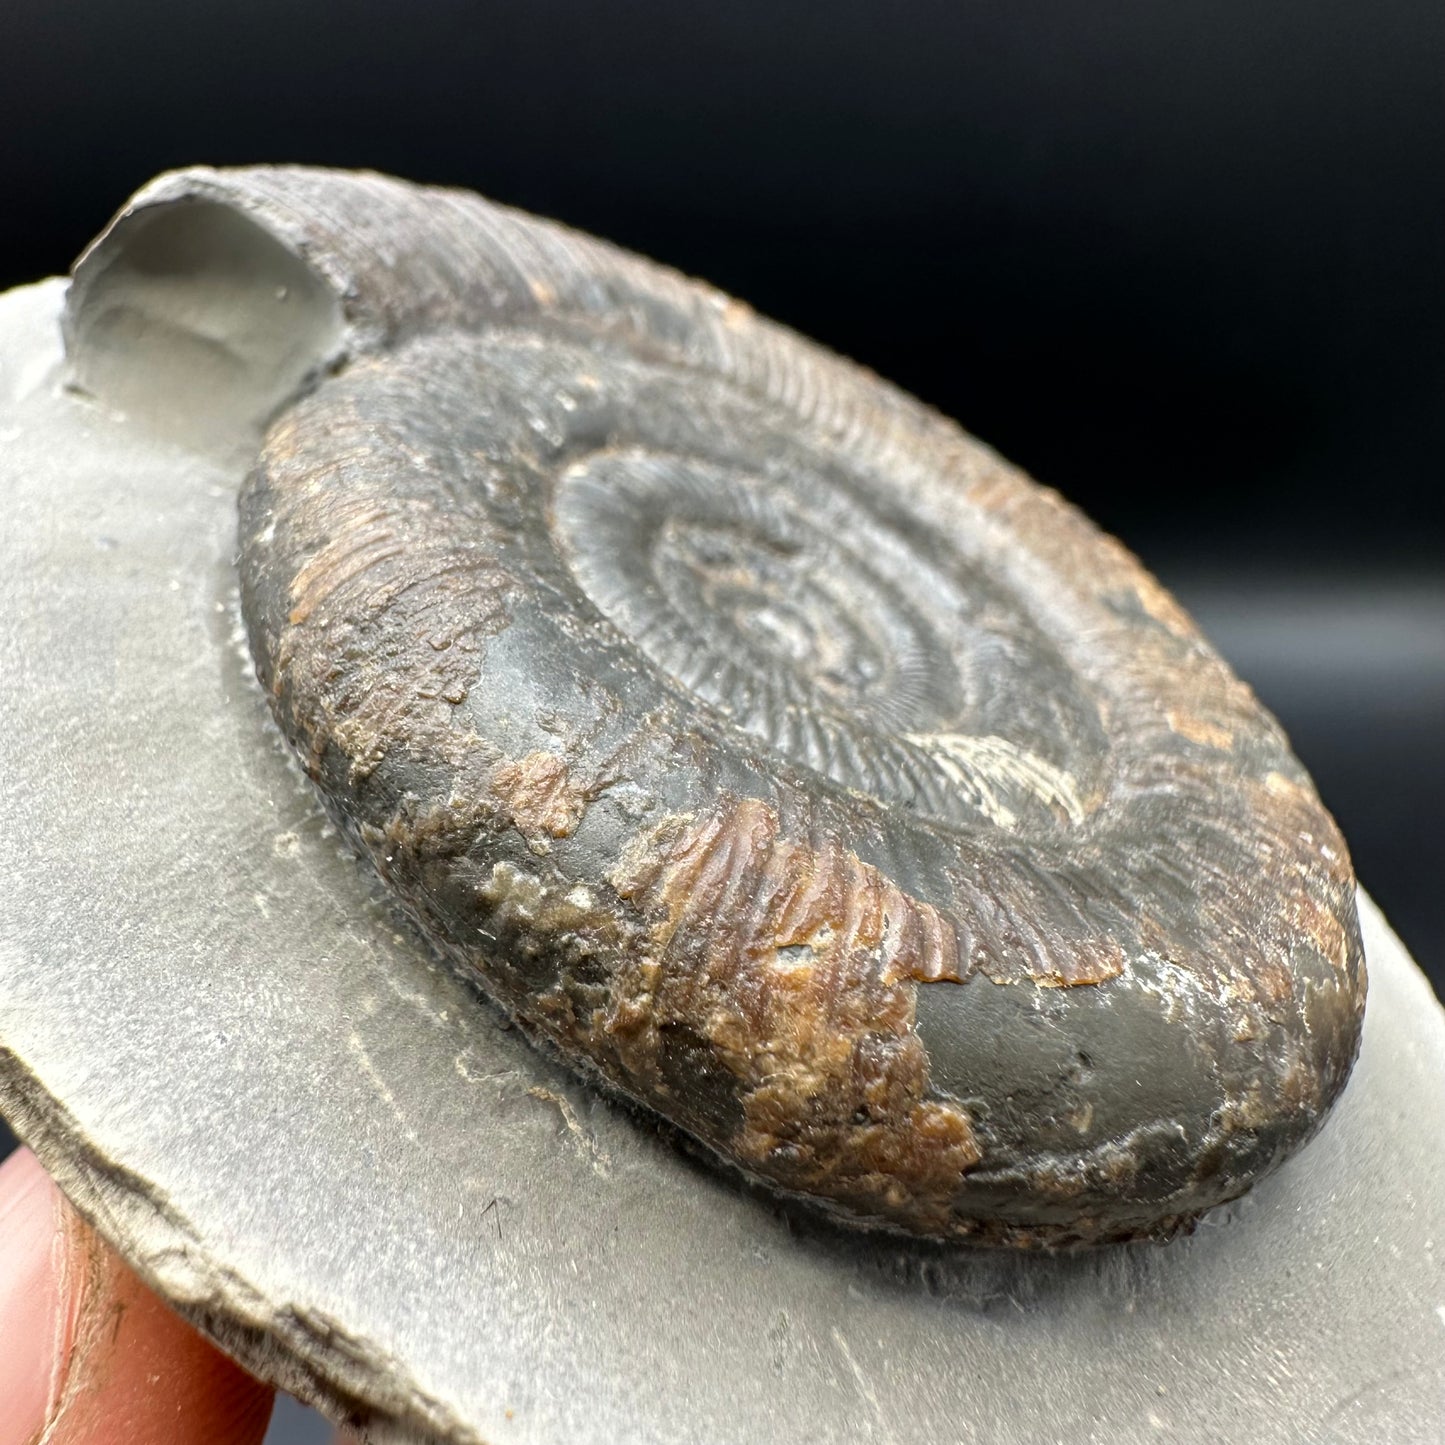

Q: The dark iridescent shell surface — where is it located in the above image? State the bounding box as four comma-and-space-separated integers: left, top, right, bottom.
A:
70, 166, 1366, 1246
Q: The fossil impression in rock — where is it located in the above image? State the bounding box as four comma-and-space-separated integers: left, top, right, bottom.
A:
67, 167, 1366, 1247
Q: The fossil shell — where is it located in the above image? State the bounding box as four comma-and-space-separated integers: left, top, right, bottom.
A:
68, 167, 1365, 1247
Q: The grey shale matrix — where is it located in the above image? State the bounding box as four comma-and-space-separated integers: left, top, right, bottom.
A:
68, 167, 1366, 1248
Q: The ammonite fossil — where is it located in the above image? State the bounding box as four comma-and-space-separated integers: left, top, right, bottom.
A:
68, 167, 1366, 1247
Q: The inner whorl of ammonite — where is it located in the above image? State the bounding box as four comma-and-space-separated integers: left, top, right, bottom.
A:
552, 446, 1098, 833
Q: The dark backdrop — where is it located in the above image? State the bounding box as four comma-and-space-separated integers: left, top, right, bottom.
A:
1, 2, 1441, 1173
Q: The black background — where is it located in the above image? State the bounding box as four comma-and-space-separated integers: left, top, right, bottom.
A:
1, 1, 1441, 1175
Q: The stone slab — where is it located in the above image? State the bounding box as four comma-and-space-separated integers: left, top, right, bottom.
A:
2, 276, 1443, 1444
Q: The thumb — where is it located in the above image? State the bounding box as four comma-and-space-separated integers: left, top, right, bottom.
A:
0, 1146, 274, 1445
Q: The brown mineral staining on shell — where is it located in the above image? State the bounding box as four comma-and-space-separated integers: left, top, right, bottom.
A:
252, 402, 512, 781
614, 799, 967, 989
1165, 709, 1235, 752
491, 752, 589, 844
606, 797, 980, 1226
982, 935, 1126, 990
165, 162, 1370, 1246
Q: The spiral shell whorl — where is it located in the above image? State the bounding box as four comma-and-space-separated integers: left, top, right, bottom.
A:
547, 409, 1100, 835
75, 165, 1366, 1245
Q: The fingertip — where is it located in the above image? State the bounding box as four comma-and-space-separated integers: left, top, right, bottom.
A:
0, 1147, 275, 1445
0, 1147, 71, 1444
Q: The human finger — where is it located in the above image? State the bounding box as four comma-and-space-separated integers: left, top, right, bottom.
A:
0, 1146, 275, 1445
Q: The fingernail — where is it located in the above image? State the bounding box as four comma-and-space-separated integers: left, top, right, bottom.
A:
0, 1148, 74, 1445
